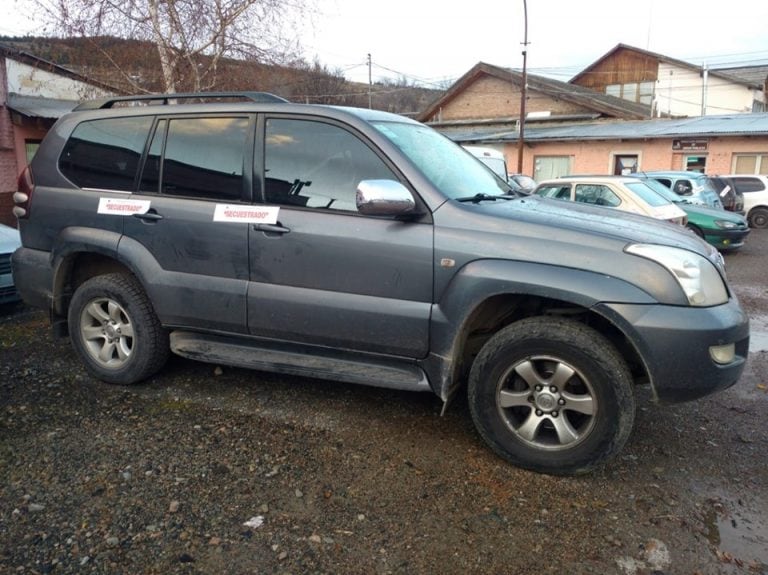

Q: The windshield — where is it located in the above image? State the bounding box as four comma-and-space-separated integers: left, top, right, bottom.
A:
624, 181, 674, 207
372, 121, 512, 199
636, 178, 683, 203
693, 176, 719, 193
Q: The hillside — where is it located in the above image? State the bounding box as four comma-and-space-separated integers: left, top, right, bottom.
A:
1, 35, 442, 116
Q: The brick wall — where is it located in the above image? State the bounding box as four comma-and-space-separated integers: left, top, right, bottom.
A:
435, 76, 596, 122
0, 190, 15, 227
0, 111, 19, 227
501, 136, 768, 178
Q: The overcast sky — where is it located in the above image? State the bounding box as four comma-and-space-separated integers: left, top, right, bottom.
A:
299, 0, 768, 86
3, 0, 767, 87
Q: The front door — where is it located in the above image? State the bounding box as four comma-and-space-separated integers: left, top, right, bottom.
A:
246, 117, 433, 358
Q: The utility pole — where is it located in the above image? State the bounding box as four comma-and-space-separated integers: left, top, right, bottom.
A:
516, 0, 529, 174
367, 53, 372, 109
701, 61, 708, 116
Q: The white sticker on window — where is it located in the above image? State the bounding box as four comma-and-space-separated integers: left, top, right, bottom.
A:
98, 197, 151, 215
213, 205, 280, 224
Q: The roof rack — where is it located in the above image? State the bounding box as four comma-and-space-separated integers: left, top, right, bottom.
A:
74, 91, 289, 111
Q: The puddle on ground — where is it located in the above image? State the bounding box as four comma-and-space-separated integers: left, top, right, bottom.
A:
702, 495, 768, 568
749, 313, 768, 353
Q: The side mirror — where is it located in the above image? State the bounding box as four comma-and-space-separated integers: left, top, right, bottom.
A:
356, 180, 416, 216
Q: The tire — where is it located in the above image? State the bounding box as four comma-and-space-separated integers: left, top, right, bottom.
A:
687, 224, 704, 238
68, 273, 169, 385
468, 317, 635, 475
748, 207, 768, 229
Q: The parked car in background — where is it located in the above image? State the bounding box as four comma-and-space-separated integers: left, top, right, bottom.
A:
463, 146, 525, 193
534, 176, 687, 225
0, 223, 22, 304
720, 175, 768, 229
639, 177, 750, 252
462, 146, 508, 180
508, 173, 537, 193
642, 171, 723, 210
707, 176, 745, 215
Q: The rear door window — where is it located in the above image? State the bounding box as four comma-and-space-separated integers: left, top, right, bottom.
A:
574, 184, 620, 207
733, 177, 766, 193
140, 117, 250, 200
59, 116, 153, 191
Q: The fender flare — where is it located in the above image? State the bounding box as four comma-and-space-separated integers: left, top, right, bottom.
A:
424, 259, 657, 401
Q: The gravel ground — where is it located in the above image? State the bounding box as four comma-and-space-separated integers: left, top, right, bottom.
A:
1, 231, 767, 575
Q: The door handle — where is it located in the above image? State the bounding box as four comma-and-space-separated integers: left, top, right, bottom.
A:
133, 210, 164, 222
254, 223, 290, 234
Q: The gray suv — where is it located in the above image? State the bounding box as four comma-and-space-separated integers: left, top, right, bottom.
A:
12, 93, 750, 475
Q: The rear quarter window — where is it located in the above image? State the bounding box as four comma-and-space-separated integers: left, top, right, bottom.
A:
733, 177, 767, 193
59, 117, 153, 191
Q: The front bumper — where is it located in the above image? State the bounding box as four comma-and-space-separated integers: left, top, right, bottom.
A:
702, 228, 750, 251
598, 297, 750, 403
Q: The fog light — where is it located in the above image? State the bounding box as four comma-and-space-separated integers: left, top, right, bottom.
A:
710, 343, 735, 364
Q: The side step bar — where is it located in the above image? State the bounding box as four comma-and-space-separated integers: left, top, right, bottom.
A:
170, 331, 432, 393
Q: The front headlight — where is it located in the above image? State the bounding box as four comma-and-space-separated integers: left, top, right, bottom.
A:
714, 220, 738, 229
625, 244, 728, 306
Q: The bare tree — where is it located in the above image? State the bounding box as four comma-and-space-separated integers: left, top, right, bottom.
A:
34, 0, 310, 92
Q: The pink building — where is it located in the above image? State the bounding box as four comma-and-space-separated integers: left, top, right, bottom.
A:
1, 44, 116, 227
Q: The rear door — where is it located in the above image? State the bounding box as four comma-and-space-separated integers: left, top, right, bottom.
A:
123, 115, 253, 333
246, 116, 433, 358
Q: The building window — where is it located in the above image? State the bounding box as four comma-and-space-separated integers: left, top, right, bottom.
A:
613, 154, 639, 175
533, 156, 572, 181
639, 82, 654, 105
25, 140, 41, 163
733, 154, 768, 174
605, 81, 654, 105
685, 156, 707, 173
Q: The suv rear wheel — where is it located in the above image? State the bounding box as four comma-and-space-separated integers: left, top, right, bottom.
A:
68, 273, 169, 385
468, 317, 635, 475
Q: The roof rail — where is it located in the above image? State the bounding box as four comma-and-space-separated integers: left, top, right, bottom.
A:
74, 91, 289, 111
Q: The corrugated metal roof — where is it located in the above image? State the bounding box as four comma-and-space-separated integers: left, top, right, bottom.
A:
444, 113, 768, 144
6, 93, 78, 119
713, 65, 768, 87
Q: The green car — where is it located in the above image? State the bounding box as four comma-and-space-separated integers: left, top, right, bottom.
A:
640, 178, 750, 252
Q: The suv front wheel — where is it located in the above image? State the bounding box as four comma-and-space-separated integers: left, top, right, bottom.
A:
468, 317, 635, 475
68, 273, 169, 385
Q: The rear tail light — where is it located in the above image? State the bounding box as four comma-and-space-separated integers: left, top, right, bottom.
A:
13, 167, 34, 219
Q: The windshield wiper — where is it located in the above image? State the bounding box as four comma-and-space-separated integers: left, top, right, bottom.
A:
455, 193, 510, 203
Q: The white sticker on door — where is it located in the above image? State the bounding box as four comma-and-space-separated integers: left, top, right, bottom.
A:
213, 205, 280, 224
98, 198, 151, 215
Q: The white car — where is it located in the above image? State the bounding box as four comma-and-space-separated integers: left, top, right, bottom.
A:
534, 176, 688, 226
0, 223, 22, 304
720, 175, 768, 229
